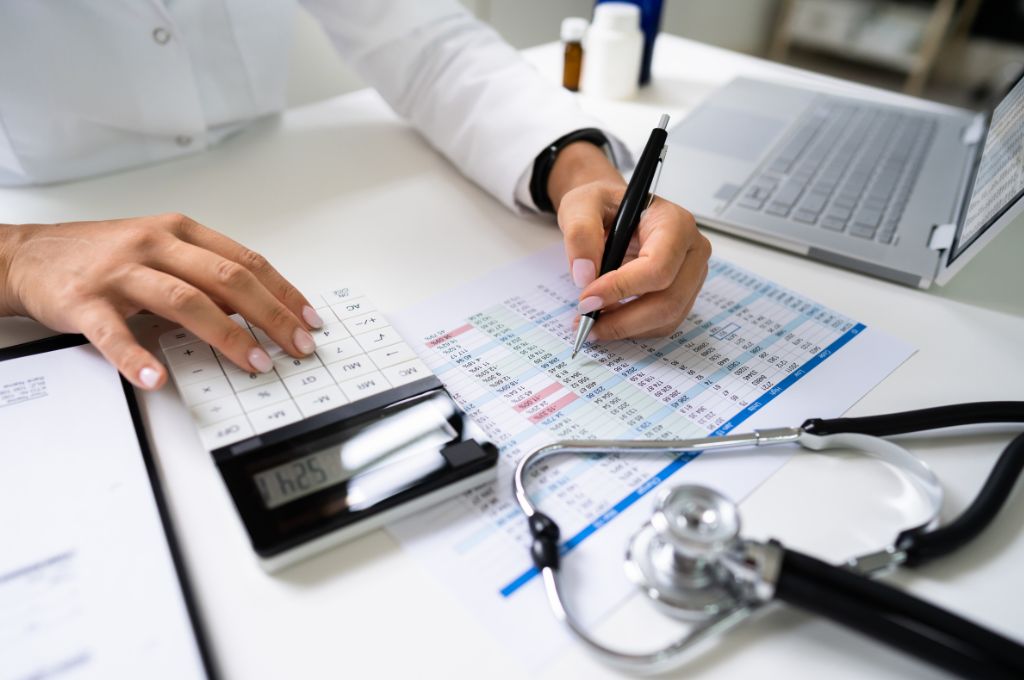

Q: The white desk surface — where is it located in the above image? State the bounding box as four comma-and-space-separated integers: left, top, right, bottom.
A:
2, 35, 1022, 680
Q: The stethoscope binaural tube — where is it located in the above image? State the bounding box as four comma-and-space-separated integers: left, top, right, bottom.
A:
515, 402, 1024, 677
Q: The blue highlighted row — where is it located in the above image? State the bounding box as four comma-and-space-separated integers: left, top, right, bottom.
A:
498, 322, 866, 598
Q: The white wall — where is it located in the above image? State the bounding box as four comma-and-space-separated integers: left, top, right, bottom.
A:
286, 0, 782, 107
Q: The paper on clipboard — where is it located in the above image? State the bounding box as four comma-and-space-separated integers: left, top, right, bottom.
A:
0, 339, 208, 680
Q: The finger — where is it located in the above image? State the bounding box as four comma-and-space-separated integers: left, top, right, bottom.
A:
557, 183, 622, 290
117, 265, 276, 374
152, 240, 316, 358
168, 215, 322, 330
578, 204, 696, 312
76, 302, 167, 390
592, 256, 709, 341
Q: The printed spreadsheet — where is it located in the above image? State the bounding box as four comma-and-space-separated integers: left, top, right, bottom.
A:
387, 245, 913, 669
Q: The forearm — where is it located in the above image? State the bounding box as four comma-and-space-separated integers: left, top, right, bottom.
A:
547, 142, 625, 211
0, 223, 23, 317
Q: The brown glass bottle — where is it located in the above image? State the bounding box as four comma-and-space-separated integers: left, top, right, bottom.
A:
563, 40, 582, 91
560, 18, 587, 92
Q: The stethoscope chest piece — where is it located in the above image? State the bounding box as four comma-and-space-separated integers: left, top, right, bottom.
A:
625, 485, 743, 620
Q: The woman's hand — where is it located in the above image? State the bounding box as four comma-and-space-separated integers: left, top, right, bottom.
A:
0, 213, 323, 390
548, 142, 711, 341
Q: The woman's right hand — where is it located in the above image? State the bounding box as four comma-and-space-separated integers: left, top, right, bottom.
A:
0, 213, 323, 390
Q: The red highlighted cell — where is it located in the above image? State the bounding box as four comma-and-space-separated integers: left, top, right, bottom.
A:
514, 382, 562, 411
426, 323, 473, 348
529, 392, 578, 423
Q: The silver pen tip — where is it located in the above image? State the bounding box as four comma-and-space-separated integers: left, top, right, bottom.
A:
571, 350, 578, 360
657, 113, 670, 130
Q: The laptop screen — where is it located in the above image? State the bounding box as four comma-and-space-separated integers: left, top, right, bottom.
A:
950, 72, 1024, 264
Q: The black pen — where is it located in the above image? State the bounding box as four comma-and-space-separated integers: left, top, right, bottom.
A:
571, 114, 670, 359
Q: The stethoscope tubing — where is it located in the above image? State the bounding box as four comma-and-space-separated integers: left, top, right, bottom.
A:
515, 402, 1024, 676
777, 547, 1024, 679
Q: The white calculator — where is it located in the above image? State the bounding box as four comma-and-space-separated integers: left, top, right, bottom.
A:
160, 286, 497, 572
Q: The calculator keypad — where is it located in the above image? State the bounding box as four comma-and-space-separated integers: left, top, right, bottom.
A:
160, 289, 431, 451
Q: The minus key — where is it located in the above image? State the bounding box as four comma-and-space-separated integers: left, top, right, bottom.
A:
368, 343, 418, 368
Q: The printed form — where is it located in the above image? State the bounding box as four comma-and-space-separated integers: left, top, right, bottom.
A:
0, 344, 206, 680
390, 246, 913, 668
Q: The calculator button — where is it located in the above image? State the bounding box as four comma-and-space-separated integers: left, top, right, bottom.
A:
311, 321, 350, 346
338, 371, 391, 401
354, 326, 402, 352
295, 386, 348, 417
180, 375, 233, 406
331, 297, 375, 321
316, 337, 362, 365
368, 342, 417, 369
320, 287, 362, 306
343, 312, 388, 335
249, 400, 303, 434
160, 327, 199, 349
250, 328, 286, 356
165, 341, 215, 367
273, 354, 323, 377
199, 414, 254, 450
172, 359, 225, 386
224, 368, 279, 391
326, 356, 376, 382
190, 395, 244, 427
283, 367, 333, 396
237, 381, 291, 411
381, 359, 432, 386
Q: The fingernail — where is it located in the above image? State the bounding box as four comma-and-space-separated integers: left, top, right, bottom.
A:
294, 328, 316, 355
138, 366, 161, 389
578, 296, 603, 314
571, 259, 596, 289
302, 305, 324, 329
248, 347, 274, 373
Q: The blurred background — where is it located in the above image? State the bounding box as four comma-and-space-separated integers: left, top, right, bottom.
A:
287, 0, 1024, 110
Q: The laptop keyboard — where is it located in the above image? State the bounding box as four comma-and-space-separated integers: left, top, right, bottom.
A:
734, 101, 936, 245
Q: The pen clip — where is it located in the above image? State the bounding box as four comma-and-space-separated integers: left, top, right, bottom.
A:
644, 146, 668, 211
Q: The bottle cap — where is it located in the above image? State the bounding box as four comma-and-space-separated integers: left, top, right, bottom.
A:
561, 17, 588, 43
591, 2, 641, 32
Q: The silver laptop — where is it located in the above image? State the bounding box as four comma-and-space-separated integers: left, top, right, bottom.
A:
657, 72, 1023, 288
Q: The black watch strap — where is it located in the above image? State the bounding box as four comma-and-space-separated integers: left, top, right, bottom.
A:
529, 128, 613, 213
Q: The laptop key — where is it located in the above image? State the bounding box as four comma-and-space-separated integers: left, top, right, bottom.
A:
852, 209, 881, 229
799, 194, 827, 213
850, 224, 877, 239
765, 202, 791, 217
737, 196, 765, 210
826, 207, 852, 221
793, 209, 818, 224
878, 230, 895, 244
773, 182, 804, 206
820, 216, 846, 231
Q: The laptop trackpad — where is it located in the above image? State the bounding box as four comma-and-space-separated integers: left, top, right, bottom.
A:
672, 106, 787, 162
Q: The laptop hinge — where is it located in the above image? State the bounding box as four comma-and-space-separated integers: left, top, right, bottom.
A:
929, 223, 956, 250
961, 114, 986, 145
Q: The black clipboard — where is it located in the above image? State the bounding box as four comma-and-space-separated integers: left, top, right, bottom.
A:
0, 333, 218, 679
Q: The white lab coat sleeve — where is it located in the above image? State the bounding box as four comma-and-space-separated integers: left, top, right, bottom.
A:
298, 0, 630, 212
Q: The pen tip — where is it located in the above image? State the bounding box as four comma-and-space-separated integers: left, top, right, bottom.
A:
571, 350, 578, 360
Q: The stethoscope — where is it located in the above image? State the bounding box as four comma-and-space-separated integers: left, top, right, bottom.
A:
514, 402, 1024, 678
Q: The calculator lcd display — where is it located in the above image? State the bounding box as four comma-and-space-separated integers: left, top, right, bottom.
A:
252, 398, 456, 509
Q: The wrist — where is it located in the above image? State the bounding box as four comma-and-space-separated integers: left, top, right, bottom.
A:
0, 223, 28, 317
547, 141, 624, 211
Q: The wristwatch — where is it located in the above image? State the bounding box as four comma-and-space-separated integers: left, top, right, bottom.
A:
529, 128, 614, 213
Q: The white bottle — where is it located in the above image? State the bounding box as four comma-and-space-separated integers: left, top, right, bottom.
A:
580, 2, 644, 100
